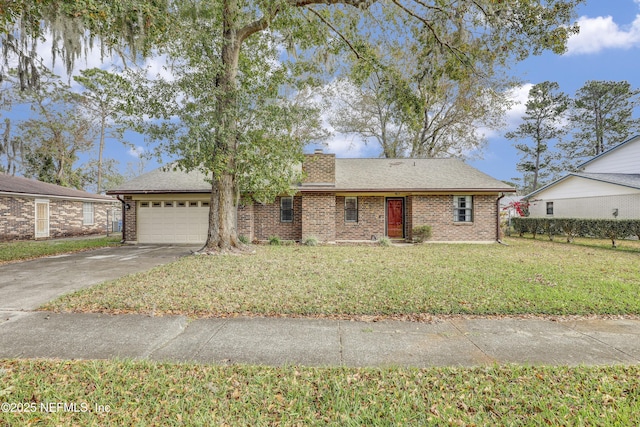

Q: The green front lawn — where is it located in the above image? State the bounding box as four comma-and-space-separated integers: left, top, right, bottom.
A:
1, 360, 638, 426
11, 238, 640, 425
43, 237, 640, 318
0, 236, 121, 264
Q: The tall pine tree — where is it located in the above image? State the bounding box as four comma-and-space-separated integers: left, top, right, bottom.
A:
506, 81, 569, 194
559, 80, 640, 170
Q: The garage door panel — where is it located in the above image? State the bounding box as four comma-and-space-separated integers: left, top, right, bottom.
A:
137, 202, 208, 244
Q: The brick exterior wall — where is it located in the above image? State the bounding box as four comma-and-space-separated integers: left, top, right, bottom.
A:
409, 195, 498, 242
302, 153, 335, 183
405, 196, 413, 239
1, 195, 115, 242
301, 192, 336, 242
253, 195, 302, 241
335, 196, 385, 240
237, 202, 254, 240
0, 196, 34, 241
238, 193, 499, 243
123, 195, 137, 242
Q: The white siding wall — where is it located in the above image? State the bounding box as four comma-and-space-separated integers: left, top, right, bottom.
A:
529, 194, 640, 219
582, 136, 640, 173
534, 176, 639, 199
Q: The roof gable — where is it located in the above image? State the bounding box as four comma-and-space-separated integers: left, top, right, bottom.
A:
0, 174, 114, 201
579, 135, 640, 174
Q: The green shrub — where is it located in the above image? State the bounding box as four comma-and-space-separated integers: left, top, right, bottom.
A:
629, 221, 640, 240
412, 225, 432, 243
512, 217, 529, 237
238, 235, 250, 245
557, 218, 581, 243
268, 236, 281, 246
378, 237, 391, 247
541, 218, 557, 241
512, 217, 640, 247
303, 236, 318, 246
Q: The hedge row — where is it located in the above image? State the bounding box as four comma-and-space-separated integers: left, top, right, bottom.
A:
511, 217, 640, 247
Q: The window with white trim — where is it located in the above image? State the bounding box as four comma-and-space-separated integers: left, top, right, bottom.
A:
280, 196, 293, 222
546, 202, 554, 215
83, 202, 94, 225
453, 196, 473, 222
344, 197, 358, 222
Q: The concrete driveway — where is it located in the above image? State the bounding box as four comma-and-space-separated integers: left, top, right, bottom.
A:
0, 245, 198, 311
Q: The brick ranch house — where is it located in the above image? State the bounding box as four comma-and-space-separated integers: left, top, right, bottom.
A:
1, 174, 117, 241
109, 151, 515, 244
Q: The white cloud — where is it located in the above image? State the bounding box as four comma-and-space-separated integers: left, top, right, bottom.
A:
471, 85, 529, 141
504, 83, 533, 129
323, 134, 371, 157
128, 146, 145, 158
566, 14, 640, 55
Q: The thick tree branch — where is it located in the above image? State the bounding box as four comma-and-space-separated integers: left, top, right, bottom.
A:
238, 6, 280, 44
292, 0, 373, 8
239, 0, 374, 44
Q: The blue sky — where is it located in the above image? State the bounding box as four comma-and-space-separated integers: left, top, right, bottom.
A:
466, 0, 640, 183
320, 0, 640, 184
6, 1, 640, 187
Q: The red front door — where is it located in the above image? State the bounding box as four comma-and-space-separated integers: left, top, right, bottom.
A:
386, 198, 404, 238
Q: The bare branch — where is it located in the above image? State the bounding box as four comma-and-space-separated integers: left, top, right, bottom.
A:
292, 0, 373, 8
389, 0, 471, 69
306, 7, 361, 60
239, 0, 374, 43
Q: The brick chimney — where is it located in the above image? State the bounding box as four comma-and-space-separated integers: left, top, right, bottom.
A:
302, 149, 335, 185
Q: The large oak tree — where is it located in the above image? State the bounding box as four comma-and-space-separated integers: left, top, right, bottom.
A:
2, 0, 583, 252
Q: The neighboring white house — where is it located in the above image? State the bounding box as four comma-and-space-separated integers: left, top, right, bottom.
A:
526, 135, 640, 219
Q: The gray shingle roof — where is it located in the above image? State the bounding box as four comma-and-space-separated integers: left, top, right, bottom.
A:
572, 173, 640, 189
108, 166, 211, 194
332, 158, 513, 192
526, 173, 640, 199
0, 174, 114, 201
109, 158, 514, 194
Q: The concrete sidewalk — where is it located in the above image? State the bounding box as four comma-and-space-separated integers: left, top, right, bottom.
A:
1, 311, 639, 367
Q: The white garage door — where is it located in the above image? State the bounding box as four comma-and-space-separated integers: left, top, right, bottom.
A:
137, 200, 209, 244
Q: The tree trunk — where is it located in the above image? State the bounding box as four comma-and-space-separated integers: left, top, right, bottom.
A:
97, 115, 106, 193
533, 138, 541, 192
201, 0, 242, 252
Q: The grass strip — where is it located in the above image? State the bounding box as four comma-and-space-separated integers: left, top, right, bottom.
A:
1, 360, 638, 426
0, 236, 121, 263
43, 238, 640, 318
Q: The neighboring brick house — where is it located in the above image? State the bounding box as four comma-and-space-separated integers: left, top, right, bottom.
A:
109, 151, 515, 244
0, 174, 117, 241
